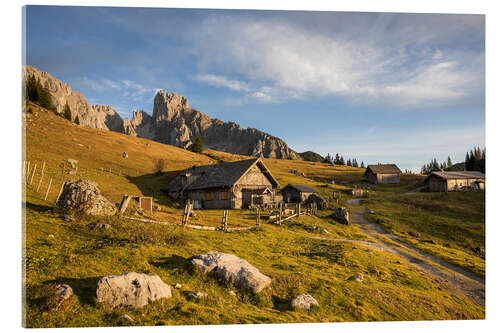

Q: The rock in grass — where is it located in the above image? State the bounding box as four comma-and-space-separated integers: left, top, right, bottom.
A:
88, 222, 111, 230
57, 179, 117, 216
96, 272, 172, 310
188, 291, 208, 299
118, 314, 135, 324
291, 293, 319, 310
55, 284, 73, 300
352, 273, 363, 282
63, 214, 75, 222
174, 283, 182, 289
191, 252, 271, 294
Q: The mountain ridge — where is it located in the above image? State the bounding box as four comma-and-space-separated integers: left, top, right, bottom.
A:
23, 65, 300, 160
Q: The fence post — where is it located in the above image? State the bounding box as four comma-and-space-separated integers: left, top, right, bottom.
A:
30, 164, 37, 185
221, 210, 228, 231
36, 168, 44, 192
298, 203, 301, 216
22, 161, 26, 181
279, 203, 283, 225
44, 178, 52, 201
55, 181, 66, 204
256, 208, 260, 227
27, 161, 31, 180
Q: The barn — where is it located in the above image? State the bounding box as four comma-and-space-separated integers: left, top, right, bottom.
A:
364, 164, 402, 184
165, 158, 280, 209
280, 184, 318, 203
426, 171, 485, 192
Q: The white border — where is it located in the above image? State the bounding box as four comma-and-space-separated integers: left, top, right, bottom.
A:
2, 1, 498, 332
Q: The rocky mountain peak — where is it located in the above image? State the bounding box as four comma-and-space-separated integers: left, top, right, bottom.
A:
153, 90, 190, 122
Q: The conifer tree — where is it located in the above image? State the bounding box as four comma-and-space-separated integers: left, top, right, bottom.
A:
360, 161, 365, 168
190, 135, 203, 154
74, 115, 80, 125
447, 156, 453, 169
346, 159, 352, 167
63, 103, 72, 121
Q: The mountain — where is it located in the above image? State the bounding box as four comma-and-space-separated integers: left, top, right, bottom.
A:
23, 65, 301, 160
22, 66, 121, 131
299, 151, 324, 162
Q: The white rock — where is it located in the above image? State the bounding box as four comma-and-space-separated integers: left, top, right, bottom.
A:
174, 284, 182, 289
55, 284, 73, 300
291, 293, 319, 310
188, 291, 208, 299
96, 272, 172, 310
191, 252, 271, 294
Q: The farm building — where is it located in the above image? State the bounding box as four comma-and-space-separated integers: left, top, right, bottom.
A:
426, 171, 485, 192
281, 184, 318, 203
165, 158, 280, 209
364, 164, 402, 184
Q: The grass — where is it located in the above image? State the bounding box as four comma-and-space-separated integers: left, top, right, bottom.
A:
22, 104, 485, 327
362, 191, 485, 277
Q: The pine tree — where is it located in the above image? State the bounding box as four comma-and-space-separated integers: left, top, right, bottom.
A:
361, 161, 365, 168
74, 115, 80, 125
352, 159, 358, 168
447, 156, 453, 169
469, 150, 476, 171
63, 103, 72, 121
334, 153, 340, 165
323, 153, 332, 164
346, 159, 352, 167
339, 156, 345, 166
465, 152, 470, 171
190, 135, 203, 154
26, 74, 39, 102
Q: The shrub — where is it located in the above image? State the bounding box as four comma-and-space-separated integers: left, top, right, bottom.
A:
190, 135, 203, 154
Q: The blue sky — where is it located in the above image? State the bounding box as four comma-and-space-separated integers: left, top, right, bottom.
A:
24, 6, 485, 171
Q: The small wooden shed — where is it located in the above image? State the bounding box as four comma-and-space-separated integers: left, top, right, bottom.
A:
364, 164, 402, 184
426, 171, 485, 192
281, 184, 318, 203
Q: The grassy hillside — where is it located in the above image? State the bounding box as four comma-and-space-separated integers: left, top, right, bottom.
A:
22, 103, 485, 327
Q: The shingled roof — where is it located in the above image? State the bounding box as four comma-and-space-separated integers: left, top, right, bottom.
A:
365, 164, 402, 175
282, 184, 318, 193
428, 171, 485, 180
166, 158, 279, 192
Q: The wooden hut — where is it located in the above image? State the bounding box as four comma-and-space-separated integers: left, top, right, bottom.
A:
280, 184, 318, 203
165, 158, 279, 209
364, 164, 402, 184
426, 171, 485, 192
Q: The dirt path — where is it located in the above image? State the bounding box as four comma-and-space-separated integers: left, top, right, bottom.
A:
345, 199, 485, 306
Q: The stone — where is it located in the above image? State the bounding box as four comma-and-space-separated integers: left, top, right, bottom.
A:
55, 284, 73, 300
56, 179, 117, 216
63, 214, 75, 222
191, 252, 271, 294
408, 231, 421, 238
332, 207, 350, 225
88, 222, 111, 230
96, 272, 172, 310
290, 293, 319, 310
188, 291, 208, 299
174, 284, 182, 289
229, 290, 237, 296
351, 273, 363, 282
66, 158, 78, 168
322, 229, 330, 234
48, 234, 55, 239
122, 152, 128, 158
118, 314, 135, 324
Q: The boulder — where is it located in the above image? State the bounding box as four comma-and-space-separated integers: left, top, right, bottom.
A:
332, 207, 350, 225
191, 252, 271, 293
174, 283, 182, 289
188, 291, 208, 299
291, 293, 319, 310
96, 272, 172, 310
118, 314, 135, 324
350, 273, 363, 282
88, 222, 111, 230
67, 158, 78, 168
122, 152, 128, 158
55, 284, 73, 301
56, 179, 117, 216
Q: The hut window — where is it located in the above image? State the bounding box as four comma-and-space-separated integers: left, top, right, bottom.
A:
204, 192, 213, 201
221, 191, 229, 200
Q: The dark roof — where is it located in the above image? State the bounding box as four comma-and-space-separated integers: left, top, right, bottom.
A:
166, 158, 279, 192
282, 184, 318, 193
365, 164, 402, 175
428, 171, 485, 180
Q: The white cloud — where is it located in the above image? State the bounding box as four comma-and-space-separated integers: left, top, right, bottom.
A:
194, 74, 250, 92
191, 15, 484, 108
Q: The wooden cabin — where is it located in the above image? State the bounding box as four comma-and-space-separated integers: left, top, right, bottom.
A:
280, 184, 318, 203
165, 158, 280, 209
426, 171, 485, 192
364, 164, 402, 184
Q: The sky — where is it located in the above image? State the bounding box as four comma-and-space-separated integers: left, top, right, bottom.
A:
24, 6, 485, 172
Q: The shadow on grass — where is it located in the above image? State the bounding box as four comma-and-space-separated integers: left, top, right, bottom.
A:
25, 201, 57, 214
126, 171, 180, 208
28, 276, 101, 307
149, 254, 192, 273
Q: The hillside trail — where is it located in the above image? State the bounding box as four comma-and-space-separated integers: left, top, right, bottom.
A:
345, 198, 485, 307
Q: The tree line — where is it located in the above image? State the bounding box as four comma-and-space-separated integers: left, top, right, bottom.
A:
420, 146, 485, 174
323, 153, 365, 168
25, 74, 80, 125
